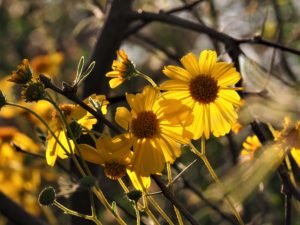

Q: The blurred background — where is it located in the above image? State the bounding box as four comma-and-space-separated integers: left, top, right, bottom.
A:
0, 0, 300, 224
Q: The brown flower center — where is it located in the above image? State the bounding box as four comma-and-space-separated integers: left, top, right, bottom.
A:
104, 162, 126, 180
131, 111, 160, 138
189, 75, 219, 104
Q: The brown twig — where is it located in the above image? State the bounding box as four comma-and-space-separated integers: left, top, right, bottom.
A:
152, 175, 201, 225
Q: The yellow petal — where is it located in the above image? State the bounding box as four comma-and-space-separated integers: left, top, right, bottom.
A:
159, 79, 189, 91
162, 65, 192, 82
291, 148, 300, 168
180, 53, 200, 77
218, 89, 241, 105
127, 169, 151, 191
109, 78, 124, 88
78, 144, 104, 165
213, 62, 240, 86
143, 86, 159, 111
115, 107, 132, 130
132, 139, 165, 176
156, 135, 181, 163
198, 50, 217, 75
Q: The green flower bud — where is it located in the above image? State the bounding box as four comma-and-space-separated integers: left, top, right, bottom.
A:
22, 81, 45, 102
126, 190, 142, 202
39, 186, 56, 206
8, 59, 32, 84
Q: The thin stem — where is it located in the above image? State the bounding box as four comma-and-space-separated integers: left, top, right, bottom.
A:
167, 163, 184, 225
54, 200, 103, 225
135, 71, 158, 87
147, 195, 175, 225
134, 202, 141, 225
7, 102, 71, 158
91, 186, 127, 225
190, 140, 245, 225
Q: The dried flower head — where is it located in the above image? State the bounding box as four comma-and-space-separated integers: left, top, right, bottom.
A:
8, 59, 33, 84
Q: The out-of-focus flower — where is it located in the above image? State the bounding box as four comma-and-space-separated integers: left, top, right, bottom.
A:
276, 118, 300, 167
232, 121, 243, 134
46, 103, 97, 166
0, 127, 41, 215
240, 135, 262, 162
115, 86, 192, 176
160, 50, 241, 140
106, 50, 137, 88
31, 52, 64, 77
80, 135, 150, 191
7, 59, 32, 84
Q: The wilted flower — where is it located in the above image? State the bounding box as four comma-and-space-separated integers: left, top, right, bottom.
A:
8, 59, 32, 84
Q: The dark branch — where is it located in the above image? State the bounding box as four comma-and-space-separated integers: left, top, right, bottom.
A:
152, 175, 201, 225
0, 191, 48, 225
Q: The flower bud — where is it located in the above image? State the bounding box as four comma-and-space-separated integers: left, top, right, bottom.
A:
22, 81, 45, 102
39, 186, 56, 206
126, 190, 142, 202
8, 59, 32, 84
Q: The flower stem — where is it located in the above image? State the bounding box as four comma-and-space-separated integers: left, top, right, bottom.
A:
190, 139, 245, 225
136, 71, 158, 87
54, 200, 103, 225
147, 195, 175, 225
167, 163, 184, 225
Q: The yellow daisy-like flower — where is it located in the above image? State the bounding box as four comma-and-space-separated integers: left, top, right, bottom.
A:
240, 135, 262, 162
79, 135, 150, 191
106, 50, 136, 88
115, 86, 192, 176
46, 103, 97, 166
160, 50, 241, 140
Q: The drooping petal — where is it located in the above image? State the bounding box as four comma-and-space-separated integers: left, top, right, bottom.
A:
78, 144, 104, 165
115, 107, 132, 130
156, 135, 181, 163
132, 139, 165, 176
109, 78, 124, 88
127, 169, 151, 191
180, 53, 200, 77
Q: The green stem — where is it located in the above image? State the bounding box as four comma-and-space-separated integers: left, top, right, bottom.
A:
54, 200, 103, 225
7, 102, 71, 158
135, 71, 158, 87
190, 140, 245, 225
134, 202, 140, 225
147, 195, 175, 225
166, 163, 184, 225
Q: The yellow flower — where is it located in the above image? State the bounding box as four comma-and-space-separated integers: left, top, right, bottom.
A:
79, 135, 150, 191
31, 52, 64, 77
160, 50, 241, 140
240, 135, 262, 162
8, 59, 33, 84
0, 127, 42, 215
277, 118, 300, 167
106, 50, 136, 88
46, 103, 97, 166
115, 86, 192, 176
